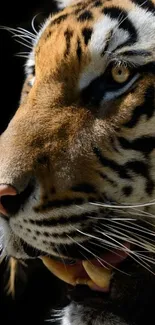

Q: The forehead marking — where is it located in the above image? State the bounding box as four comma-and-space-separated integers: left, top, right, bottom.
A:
79, 15, 118, 90
50, 13, 69, 27
82, 27, 93, 46
77, 37, 82, 61
64, 29, 74, 57
77, 10, 93, 21
79, 2, 155, 91
103, 7, 137, 48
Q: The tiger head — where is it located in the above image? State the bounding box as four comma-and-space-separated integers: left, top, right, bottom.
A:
0, 0, 155, 292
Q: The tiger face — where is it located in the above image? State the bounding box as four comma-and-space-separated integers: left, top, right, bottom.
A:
0, 0, 155, 292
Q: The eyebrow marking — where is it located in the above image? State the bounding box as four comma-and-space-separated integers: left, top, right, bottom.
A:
117, 49, 152, 57
103, 7, 138, 49
130, 0, 155, 14
101, 30, 113, 56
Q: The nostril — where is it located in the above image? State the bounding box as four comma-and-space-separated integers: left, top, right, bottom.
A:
0, 185, 17, 216
0, 182, 34, 217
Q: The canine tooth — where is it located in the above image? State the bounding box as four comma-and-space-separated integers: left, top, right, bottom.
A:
82, 260, 111, 289
75, 278, 89, 285
41, 256, 78, 285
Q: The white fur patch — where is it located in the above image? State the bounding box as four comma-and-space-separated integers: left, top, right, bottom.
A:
78, 15, 129, 90
29, 76, 35, 86
25, 52, 35, 75
56, 0, 81, 9
79, 4, 155, 98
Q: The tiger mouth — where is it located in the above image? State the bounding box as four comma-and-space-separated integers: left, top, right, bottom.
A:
41, 243, 130, 292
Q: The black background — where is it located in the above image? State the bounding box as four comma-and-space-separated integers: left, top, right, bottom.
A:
0, 1, 67, 324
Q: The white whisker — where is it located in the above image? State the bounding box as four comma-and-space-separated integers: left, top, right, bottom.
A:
95, 226, 155, 274
31, 14, 40, 35
12, 35, 33, 46
100, 224, 155, 252
108, 219, 155, 237
13, 34, 35, 43
68, 229, 129, 274
14, 39, 33, 49
70, 225, 123, 250
17, 27, 36, 37
90, 200, 155, 209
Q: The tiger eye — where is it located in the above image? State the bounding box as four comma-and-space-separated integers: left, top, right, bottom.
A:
111, 65, 130, 83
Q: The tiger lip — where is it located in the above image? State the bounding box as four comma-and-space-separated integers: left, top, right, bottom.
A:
41, 242, 130, 292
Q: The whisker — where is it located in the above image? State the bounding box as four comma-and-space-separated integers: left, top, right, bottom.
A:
14, 39, 32, 49
13, 34, 34, 44
90, 200, 155, 209
54, 244, 67, 270
15, 54, 30, 59
68, 230, 129, 274
67, 235, 108, 267
134, 253, 155, 264
17, 27, 36, 37
88, 215, 137, 221
108, 219, 155, 237
90, 240, 130, 259
31, 13, 41, 35
95, 226, 155, 273
101, 224, 155, 252
70, 225, 123, 250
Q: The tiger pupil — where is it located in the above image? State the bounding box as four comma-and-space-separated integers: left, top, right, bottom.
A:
118, 69, 122, 75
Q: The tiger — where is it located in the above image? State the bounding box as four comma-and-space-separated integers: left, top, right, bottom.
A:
0, 0, 155, 324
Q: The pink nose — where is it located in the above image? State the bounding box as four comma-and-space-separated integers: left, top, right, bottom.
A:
0, 184, 17, 216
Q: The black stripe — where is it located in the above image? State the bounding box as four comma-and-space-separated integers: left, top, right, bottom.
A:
50, 13, 69, 26
77, 37, 82, 61
71, 183, 96, 193
34, 197, 85, 212
77, 10, 93, 21
124, 86, 155, 128
122, 186, 133, 196
93, 147, 154, 194
93, 147, 131, 179
73, 1, 88, 13
51, 230, 78, 239
64, 29, 73, 57
125, 160, 154, 195
101, 31, 113, 56
82, 27, 92, 45
21, 239, 43, 257
50, 226, 94, 239
74, 8, 86, 15
93, 0, 103, 7
28, 212, 97, 227
98, 171, 117, 185
130, 0, 155, 14
103, 7, 137, 49
43, 231, 50, 237
44, 30, 52, 41
139, 62, 155, 74
118, 136, 155, 156
119, 50, 152, 57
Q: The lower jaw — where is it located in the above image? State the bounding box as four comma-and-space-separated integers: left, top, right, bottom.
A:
41, 242, 131, 293
19, 238, 131, 293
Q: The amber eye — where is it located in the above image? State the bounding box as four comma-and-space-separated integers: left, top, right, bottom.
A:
111, 65, 130, 83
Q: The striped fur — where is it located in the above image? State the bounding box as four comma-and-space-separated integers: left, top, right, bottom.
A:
0, 0, 155, 323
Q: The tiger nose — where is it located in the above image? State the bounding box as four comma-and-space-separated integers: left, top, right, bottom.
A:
0, 184, 17, 216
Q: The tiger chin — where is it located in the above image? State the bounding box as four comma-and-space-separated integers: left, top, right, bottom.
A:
0, 0, 155, 324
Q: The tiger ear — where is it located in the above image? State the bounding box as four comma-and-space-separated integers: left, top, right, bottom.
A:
55, 0, 81, 9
